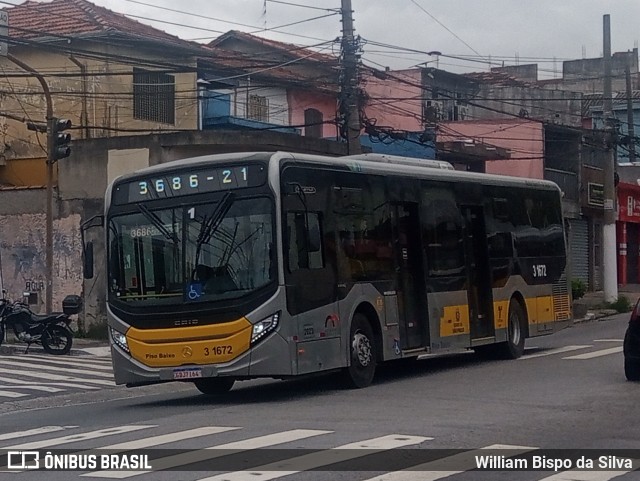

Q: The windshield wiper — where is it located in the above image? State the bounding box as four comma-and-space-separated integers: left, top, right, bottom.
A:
136, 203, 179, 243
194, 192, 236, 265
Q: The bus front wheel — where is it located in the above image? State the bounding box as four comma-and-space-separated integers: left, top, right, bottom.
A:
193, 377, 235, 396
343, 313, 377, 388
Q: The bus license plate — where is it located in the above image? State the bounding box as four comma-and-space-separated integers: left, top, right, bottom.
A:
173, 367, 202, 380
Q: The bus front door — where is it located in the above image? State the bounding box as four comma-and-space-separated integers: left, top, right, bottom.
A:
461, 205, 495, 341
392, 203, 428, 349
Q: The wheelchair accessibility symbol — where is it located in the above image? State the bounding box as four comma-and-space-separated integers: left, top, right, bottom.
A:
187, 283, 202, 300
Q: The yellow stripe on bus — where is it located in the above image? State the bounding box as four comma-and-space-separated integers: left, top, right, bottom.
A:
126, 319, 252, 367
439, 295, 567, 337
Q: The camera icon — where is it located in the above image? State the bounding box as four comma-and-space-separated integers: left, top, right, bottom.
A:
7, 451, 40, 469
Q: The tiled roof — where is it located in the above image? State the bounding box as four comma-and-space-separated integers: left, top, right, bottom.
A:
583, 91, 640, 116
209, 30, 338, 65
463, 70, 533, 88
6, 0, 199, 49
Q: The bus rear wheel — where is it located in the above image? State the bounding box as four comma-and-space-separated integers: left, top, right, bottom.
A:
193, 377, 235, 396
500, 300, 526, 359
343, 314, 377, 388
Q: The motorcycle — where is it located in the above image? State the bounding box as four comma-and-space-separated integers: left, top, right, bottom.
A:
0, 290, 81, 355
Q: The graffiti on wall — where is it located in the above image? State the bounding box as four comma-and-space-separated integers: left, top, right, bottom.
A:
0, 213, 82, 312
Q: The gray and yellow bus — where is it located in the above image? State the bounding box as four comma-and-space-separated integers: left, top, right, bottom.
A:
94, 151, 571, 394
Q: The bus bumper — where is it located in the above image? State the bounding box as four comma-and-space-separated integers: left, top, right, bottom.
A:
111, 332, 292, 387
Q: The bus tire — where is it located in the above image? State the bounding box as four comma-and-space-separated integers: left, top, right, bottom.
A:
501, 300, 526, 359
193, 377, 235, 396
343, 313, 377, 388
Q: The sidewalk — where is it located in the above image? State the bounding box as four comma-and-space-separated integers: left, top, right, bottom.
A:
573, 284, 640, 323
0, 337, 110, 357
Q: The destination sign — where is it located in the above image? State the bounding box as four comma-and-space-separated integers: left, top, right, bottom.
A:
113, 164, 266, 204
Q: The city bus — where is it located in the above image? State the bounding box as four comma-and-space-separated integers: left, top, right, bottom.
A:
89, 151, 571, 394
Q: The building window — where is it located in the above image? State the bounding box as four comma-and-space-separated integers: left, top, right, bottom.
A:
304, 108, 323, 138
133, 68, 175, 124
248, 94, 269, 122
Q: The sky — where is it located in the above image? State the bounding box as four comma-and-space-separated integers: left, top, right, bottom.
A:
4, 0, 640, 79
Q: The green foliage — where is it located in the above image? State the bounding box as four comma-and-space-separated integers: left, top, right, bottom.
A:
605, 295, 633, 313
571, 278, 587, 300
83, 320, 109, 340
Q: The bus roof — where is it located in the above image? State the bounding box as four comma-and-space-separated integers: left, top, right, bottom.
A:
113, 151, 560, 193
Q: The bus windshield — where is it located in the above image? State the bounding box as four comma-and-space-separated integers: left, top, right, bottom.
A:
108, 196, 274, 306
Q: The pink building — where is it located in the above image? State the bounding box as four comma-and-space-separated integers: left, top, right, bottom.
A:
437, 119, 545, 178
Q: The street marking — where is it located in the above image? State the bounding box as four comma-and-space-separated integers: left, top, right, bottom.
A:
0, 384, 63, 393
0, 367, 113, 386
0, 359, 114, 378
361, 444, 536, 481
0, 354, 113, 371
537, 462, 640, 481
0, 426, 76, 442
195, 434, 430, 481
593, 339, 623, 343
4, 425, 156, 450
0, 390, 28, 398
0, 375, 100, 390
563, 347, 624, 360
519, 345, 592, 360
99, 426, 239, 450
85, 429, 334, 478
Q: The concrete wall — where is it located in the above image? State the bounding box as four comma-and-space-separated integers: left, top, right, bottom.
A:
0, 189, 83, 316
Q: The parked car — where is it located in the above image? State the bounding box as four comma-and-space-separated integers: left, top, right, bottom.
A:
624, 299, 640, 381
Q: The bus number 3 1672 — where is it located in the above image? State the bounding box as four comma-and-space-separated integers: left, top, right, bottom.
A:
204, 346, 233, 357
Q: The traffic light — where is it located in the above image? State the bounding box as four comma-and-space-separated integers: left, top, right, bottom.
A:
48, 117, 72, 162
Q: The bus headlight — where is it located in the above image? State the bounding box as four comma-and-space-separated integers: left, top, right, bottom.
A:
110, 327, 130, 353
251, 312, 280, 345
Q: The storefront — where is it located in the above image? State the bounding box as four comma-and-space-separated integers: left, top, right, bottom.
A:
617, 182, 640, 285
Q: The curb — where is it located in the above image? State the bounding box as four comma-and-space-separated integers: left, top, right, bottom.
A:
573, 309, 621, 324
0, 343, 110, 357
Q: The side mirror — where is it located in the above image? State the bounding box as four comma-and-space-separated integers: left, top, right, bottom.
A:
83, 241, 94, 279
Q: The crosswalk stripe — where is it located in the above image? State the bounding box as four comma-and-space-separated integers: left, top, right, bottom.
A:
4, 425, 156, 450
0, 367, 114, 385
0, 384, 63, 393
84, 429, 334, 479
538, 467, 639, 481
360, 443, 536, 481
195, 434, 430, 481
6, 427, 241, 475
0, 426, 76, 442
0, 390, 28, 398
0, 375, 101, 390
0, 354, 114, 371
563, 347, 624, 360
593, 339, 624, 343
520, 345, 592, 360
0, 359, 114, 378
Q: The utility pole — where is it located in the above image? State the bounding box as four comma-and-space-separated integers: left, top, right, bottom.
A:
7, 54, 54, 312
340, 0, 361, 154
602, 14, 618, 303
625, 58, 636, 163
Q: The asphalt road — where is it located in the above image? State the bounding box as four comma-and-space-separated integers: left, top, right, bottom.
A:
0, 314, 638, 481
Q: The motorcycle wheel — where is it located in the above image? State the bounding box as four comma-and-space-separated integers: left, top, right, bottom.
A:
42, 324, 73, 355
